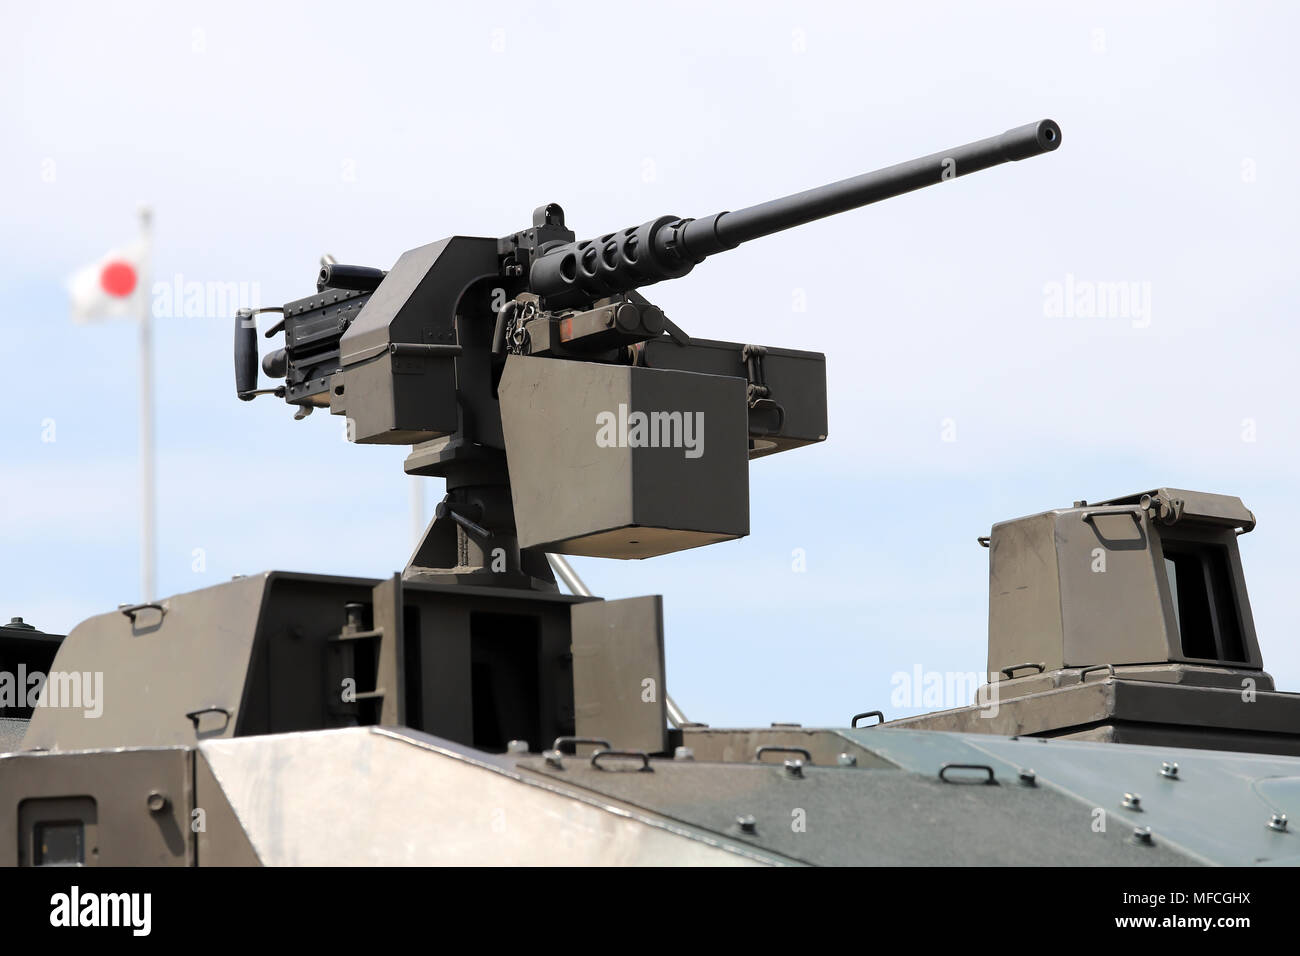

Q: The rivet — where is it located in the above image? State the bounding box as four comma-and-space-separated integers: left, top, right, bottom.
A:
146, 791, 168, 814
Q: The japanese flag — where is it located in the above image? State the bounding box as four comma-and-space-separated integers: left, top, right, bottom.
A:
68, 238, 149, 323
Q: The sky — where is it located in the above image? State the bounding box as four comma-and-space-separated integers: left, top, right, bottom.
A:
3, 1, 1298, 727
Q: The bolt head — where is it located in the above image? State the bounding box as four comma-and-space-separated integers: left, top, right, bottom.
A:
505, 739, 529, 754
783, 758, 804, 777
1133, 825, 1154, 845
736, 814, 757, 834
1269, 812, 1288, 832
837, 752, 857, 767
543, 749, 564, 768
1160, 761, 1179, 779
673, 746, 695, 761
1122, 792, 1142, 810
1019, 769, 1037, 787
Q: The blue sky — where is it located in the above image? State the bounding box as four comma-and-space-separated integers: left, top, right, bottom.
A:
3, 1, 1298, 726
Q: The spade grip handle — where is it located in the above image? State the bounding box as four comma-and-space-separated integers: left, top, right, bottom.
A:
234, 310, 259, 400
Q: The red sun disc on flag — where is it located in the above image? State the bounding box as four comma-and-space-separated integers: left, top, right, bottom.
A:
100, 260, 137, 297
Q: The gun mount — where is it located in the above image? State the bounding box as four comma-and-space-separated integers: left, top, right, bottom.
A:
234, 121, 1061, 588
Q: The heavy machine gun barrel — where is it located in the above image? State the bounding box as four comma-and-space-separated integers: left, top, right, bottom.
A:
529, 119, 1060, 304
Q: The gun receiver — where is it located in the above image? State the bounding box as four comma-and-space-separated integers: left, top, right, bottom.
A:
234, 119, 1061, 586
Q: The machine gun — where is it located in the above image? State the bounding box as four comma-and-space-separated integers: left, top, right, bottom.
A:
235, 120, 1061, 589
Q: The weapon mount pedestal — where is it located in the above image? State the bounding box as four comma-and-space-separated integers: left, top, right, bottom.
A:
403, 435, 558, 592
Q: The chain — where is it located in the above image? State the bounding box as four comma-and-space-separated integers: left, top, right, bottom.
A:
505, 298, 540, 355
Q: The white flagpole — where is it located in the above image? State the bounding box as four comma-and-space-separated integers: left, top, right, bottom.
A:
411, 479, 425, 546
139, 207, 155, 602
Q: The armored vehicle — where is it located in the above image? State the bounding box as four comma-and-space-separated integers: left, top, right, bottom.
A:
4, 120, 1298, 866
